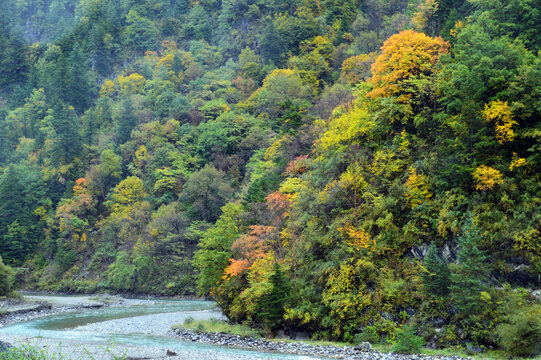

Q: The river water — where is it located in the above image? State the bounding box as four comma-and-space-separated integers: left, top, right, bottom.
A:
0, 297, 324, 359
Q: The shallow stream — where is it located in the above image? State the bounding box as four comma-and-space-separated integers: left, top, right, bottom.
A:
0, 296, 323, 359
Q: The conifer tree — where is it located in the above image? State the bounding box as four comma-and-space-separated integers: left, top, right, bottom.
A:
258, 263, 290, 331
422, 242, 450, 297
66, 42, 95, 112
449, 218, 490, 322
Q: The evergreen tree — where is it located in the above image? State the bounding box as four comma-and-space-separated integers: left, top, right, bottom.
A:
50, 104, 82, 165
2, 221, 27, 265
66, 42, 95, 112
258, 263, 290, 331
449, 219, 490, 322
0, 19, 28, 88
0, 165, 24, 238
36, 44, 68, 106
260, 21, 284, 66
114, 97, 137, 144
422, 242, 450, 297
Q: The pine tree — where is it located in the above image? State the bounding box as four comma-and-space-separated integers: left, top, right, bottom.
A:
260, 21, 284, 66
66, 42, 95, 112
422, 242, 450, 297
0, 165, 24, 242
50, 104, 82, 165
114, 97, 137, 144
449, 218, 490, 322
258, 263, 290, 331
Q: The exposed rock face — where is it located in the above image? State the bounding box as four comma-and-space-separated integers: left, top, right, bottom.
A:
410, 243, 455, 263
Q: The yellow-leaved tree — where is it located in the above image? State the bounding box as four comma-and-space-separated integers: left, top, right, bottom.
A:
472, 165, 504, 191
367, 29, 449, 101
482, 100, 518, 143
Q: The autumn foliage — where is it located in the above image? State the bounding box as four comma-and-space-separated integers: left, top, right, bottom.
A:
368, 30, 449, 100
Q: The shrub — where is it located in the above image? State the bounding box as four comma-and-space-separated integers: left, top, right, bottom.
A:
0, 344, 63, 360
194, 322, 206, 333
355, 325, 380, 344
391, 325, 425, 353
497, 304, 541, 357
184, 316, 195, 325
0, 256, 14, 296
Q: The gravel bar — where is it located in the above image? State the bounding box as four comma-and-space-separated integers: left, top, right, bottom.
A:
170, 328, 472, 360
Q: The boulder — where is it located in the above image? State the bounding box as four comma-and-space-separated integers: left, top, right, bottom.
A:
354, 342, 372, 351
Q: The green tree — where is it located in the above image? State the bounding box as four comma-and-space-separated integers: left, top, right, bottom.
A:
0, 255, 14, 296
66, 42, 95, 112
498, 304, 541, 357
260, 21, 284, 65
114, 97, 137, 144
391, 325, 425, 353
0, 19, 28, 88
449, 219, 490, 322
36, 44, 68, 106
193, 202, 243, 296
257, 262, 290, 331
125, 10, 157, 53
422, 242, 450, 297
50, 105, 82, 166
180, 164, 234, 222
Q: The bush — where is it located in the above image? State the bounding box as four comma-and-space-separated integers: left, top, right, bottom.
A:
497, 304, 541, 357
355, 325, 380, 344
184, 316, 195, 325
391, 325, 425, 353
194, 322, 206, 333
0, 256, 14, 296
0, 344, 63, 360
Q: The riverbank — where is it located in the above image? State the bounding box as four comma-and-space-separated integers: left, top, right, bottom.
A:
0, 294, 155, 327
0, 294, 475, 360
170, 327, 473, 360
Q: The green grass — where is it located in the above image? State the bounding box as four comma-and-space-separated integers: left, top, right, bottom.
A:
0, 344, 65, 360
174, 320, 541, 360
0, 344, 128, 360
175, 317, 262, 337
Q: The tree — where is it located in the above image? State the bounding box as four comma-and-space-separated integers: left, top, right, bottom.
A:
368, 30, 449, 100
257, 262, 290, 331
422, 243, 450, 297
114, 97, 137, 144
36, 44, 68, 106
66, 42, 95, 112
125, 10, 157, 53
0, 255, 14, 296
192, 203, 243, 296
109, 176, 147, 213
260, 21, 284, 66
0, 19, 28, 88
449, 219, 490, 322
340, 53, 378, 85
180, 164, 234, 223
249, 69, 310, 118
50, 105, 82, 166
21, 88, 48, 139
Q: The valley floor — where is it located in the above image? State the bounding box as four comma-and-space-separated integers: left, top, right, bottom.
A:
0, 294, 475, 360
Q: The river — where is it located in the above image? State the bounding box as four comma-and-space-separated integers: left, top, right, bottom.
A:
0, 295, 325, 360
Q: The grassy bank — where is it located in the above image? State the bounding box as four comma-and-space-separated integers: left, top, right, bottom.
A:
173, 318, 541, 360
175, 317, 262, 337
0, 344, 128, 360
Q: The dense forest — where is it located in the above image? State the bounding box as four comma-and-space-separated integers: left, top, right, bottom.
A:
0, 0, 540, 356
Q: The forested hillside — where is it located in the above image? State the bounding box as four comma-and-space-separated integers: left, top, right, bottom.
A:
0, 0, 540, 355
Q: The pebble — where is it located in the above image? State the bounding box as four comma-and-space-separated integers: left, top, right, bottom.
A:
170, 328, 472, 360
